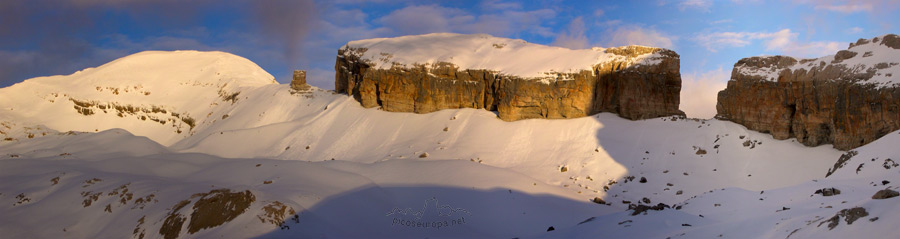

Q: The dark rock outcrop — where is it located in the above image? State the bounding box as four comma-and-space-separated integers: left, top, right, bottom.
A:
717, 34, 900, 150
818, 207, 868, 230
628, 203, 670, 216
158, 189, 256, 239
335, 34, 684, 121
815, 188, 841, 196
872, 188, 899, 199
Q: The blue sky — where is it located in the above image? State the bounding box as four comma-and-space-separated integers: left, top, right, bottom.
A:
1, 0, 898, 118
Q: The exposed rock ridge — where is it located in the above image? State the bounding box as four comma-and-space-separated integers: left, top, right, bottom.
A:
717, 34, 900, 150
334, 34, 684, 121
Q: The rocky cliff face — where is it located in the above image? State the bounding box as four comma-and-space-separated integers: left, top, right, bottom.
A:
334, 33, 683, 121
717, 34, 900, 150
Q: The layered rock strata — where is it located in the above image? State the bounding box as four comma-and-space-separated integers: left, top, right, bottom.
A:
335, 33, 684, 121
717, 34, 900, 150
291, 70, 309, 91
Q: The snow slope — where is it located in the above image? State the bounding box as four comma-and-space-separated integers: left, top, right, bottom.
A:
342, 33, 667, 79
2, 50, 900, 239
0, 50, 276, 145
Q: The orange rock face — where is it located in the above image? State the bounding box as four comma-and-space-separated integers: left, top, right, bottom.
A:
335, 45, 684, 121
717, 34, 900, 150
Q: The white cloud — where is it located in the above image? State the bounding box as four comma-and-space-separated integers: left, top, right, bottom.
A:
846, 26, 864, 34
607, 26, 674, 49
593, 9, 605, 17
377, 5, 463, 34
678, 0, 713, 11
695, 28, 845, 57
481, 0, 522, 11
695, 31, 784, 52
710, 19, 733, 24
814, 3, 873, 13
376, 5, 555, 37
601, 20, 622, 27
763, 29, 795, 51
782, 41, 844, 58
680, 68, 729, 119
551, 17, 588, 49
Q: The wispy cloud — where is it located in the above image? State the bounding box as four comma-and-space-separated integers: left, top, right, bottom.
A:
607, 26, 675, 49
678, 0, 713, 11
680, 68, 729, 119
481, 0, 522, 11
846, 26, 864, 34
814, 3, 873, 13
695, 29, 796, 52
551, 17, 588, 49
376, 5, 556, 37
710, 19, 733, 25
695, 29, 844, 57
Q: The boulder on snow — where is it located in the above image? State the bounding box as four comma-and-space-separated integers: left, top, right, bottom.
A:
872, 188, 899, 199
815, 188, 842, 196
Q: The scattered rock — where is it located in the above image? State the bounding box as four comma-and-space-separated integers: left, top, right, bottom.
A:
14, 193, 30, 206
883, 159, 898, 169
258, 201, 298, 230
826, 151, 858, 177
872, 189, 899, 199
419, 152, 429, 158
629, 203, 670, 216
695, 149, 707, 155
577, 217, 597, 225
639, 177, 647, 183
815, 188, 841, 196
818, 207, 868, 230
592, 197, 607, 205
547, 226, 555, 232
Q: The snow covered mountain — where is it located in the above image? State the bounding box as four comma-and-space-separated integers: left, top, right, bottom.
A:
1, 46, 899, 238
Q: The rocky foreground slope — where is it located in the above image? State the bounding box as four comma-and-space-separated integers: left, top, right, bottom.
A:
335, 33, 684, 121
717, 34, 900, 150
3, 49, 900, 239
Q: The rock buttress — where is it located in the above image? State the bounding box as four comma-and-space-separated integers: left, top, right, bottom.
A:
335, 45, 684, 121
716, 34, 900, 150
